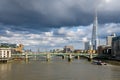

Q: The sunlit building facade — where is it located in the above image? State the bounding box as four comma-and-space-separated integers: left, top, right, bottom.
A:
106, 33, 116, 46
0, 48, 12, 59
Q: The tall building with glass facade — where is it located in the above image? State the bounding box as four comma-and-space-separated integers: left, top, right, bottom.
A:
91, 12, 99, 50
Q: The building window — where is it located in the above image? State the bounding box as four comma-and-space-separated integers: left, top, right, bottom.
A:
0, 53, 1, 58
7, 51, 9, 58
7, 51, 9, 54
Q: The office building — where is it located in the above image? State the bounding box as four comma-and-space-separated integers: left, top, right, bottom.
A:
106, 33, 116, 46
91, 11, 99, 50
112, 36, 120, 58
63, 45, 74, 53
84, 40, 93, 50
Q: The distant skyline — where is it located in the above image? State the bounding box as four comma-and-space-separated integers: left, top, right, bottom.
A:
0, 0, 120, 51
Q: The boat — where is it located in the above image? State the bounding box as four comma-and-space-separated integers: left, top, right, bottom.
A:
92, 60, 107, 65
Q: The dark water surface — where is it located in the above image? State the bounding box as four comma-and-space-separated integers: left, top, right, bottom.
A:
0, 58, 120, 80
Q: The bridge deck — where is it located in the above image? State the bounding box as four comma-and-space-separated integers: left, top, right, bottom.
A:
11, 53, 98, 58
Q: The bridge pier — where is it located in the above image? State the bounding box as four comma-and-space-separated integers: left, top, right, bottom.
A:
46, 54, 51, 61
75, 55, 80, 59
68, 54, 72, 62
88, 53, 93, 61
25, 53, 29, 62
62, 55, 65, 59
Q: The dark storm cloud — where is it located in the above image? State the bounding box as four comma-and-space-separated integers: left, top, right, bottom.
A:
0, 0, 120, 31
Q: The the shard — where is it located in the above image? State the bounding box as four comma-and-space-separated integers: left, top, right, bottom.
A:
91, 11, 99, 50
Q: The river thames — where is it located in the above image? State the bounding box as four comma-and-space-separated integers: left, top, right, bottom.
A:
0, 58, 120, 80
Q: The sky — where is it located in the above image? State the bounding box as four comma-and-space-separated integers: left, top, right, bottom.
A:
0, 0, 120, 51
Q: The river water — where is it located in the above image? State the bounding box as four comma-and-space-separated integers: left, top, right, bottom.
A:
0, 57, 120, 80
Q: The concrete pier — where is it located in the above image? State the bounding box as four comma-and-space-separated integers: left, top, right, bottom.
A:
46, 54, 51, 61
75, 55, 80, 59
88, 53, 93, 61
62, 55, 65, 59
25, 53, 29, 62
68, 54, 72, 62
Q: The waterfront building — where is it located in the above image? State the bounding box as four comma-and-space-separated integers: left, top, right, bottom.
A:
112, 36, 120, 58
106, 33, 116, 46
15, 44, 24, 53
52, 49, 63, 53
98, 45, 111, 54
0, 48, 12, 59
0, 43, 24, 53
0, 43, 17, 48
63, 45, 74, 53
74, 49, 82, 53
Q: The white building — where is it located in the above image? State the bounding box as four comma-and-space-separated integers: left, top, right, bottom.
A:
106, 33, 116, 46
84, 41, 93, 50
63, 45, 74, 53
0, 48, 12, 59
84, 41, 89, 50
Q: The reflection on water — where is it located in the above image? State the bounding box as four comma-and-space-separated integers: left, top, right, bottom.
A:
0, 63, 12, 80
111, 66, 120, 80
0, 58, 120, 80
0, 63, 11, 71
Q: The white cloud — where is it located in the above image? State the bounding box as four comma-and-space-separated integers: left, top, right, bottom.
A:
99, 23, 120, 36
26, 34, 41, 39
44, 32, 53, 36
5, 30, 11, 34
0, 23, 120, 51
57, 27, 66, 35
82, 37, 88, 42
